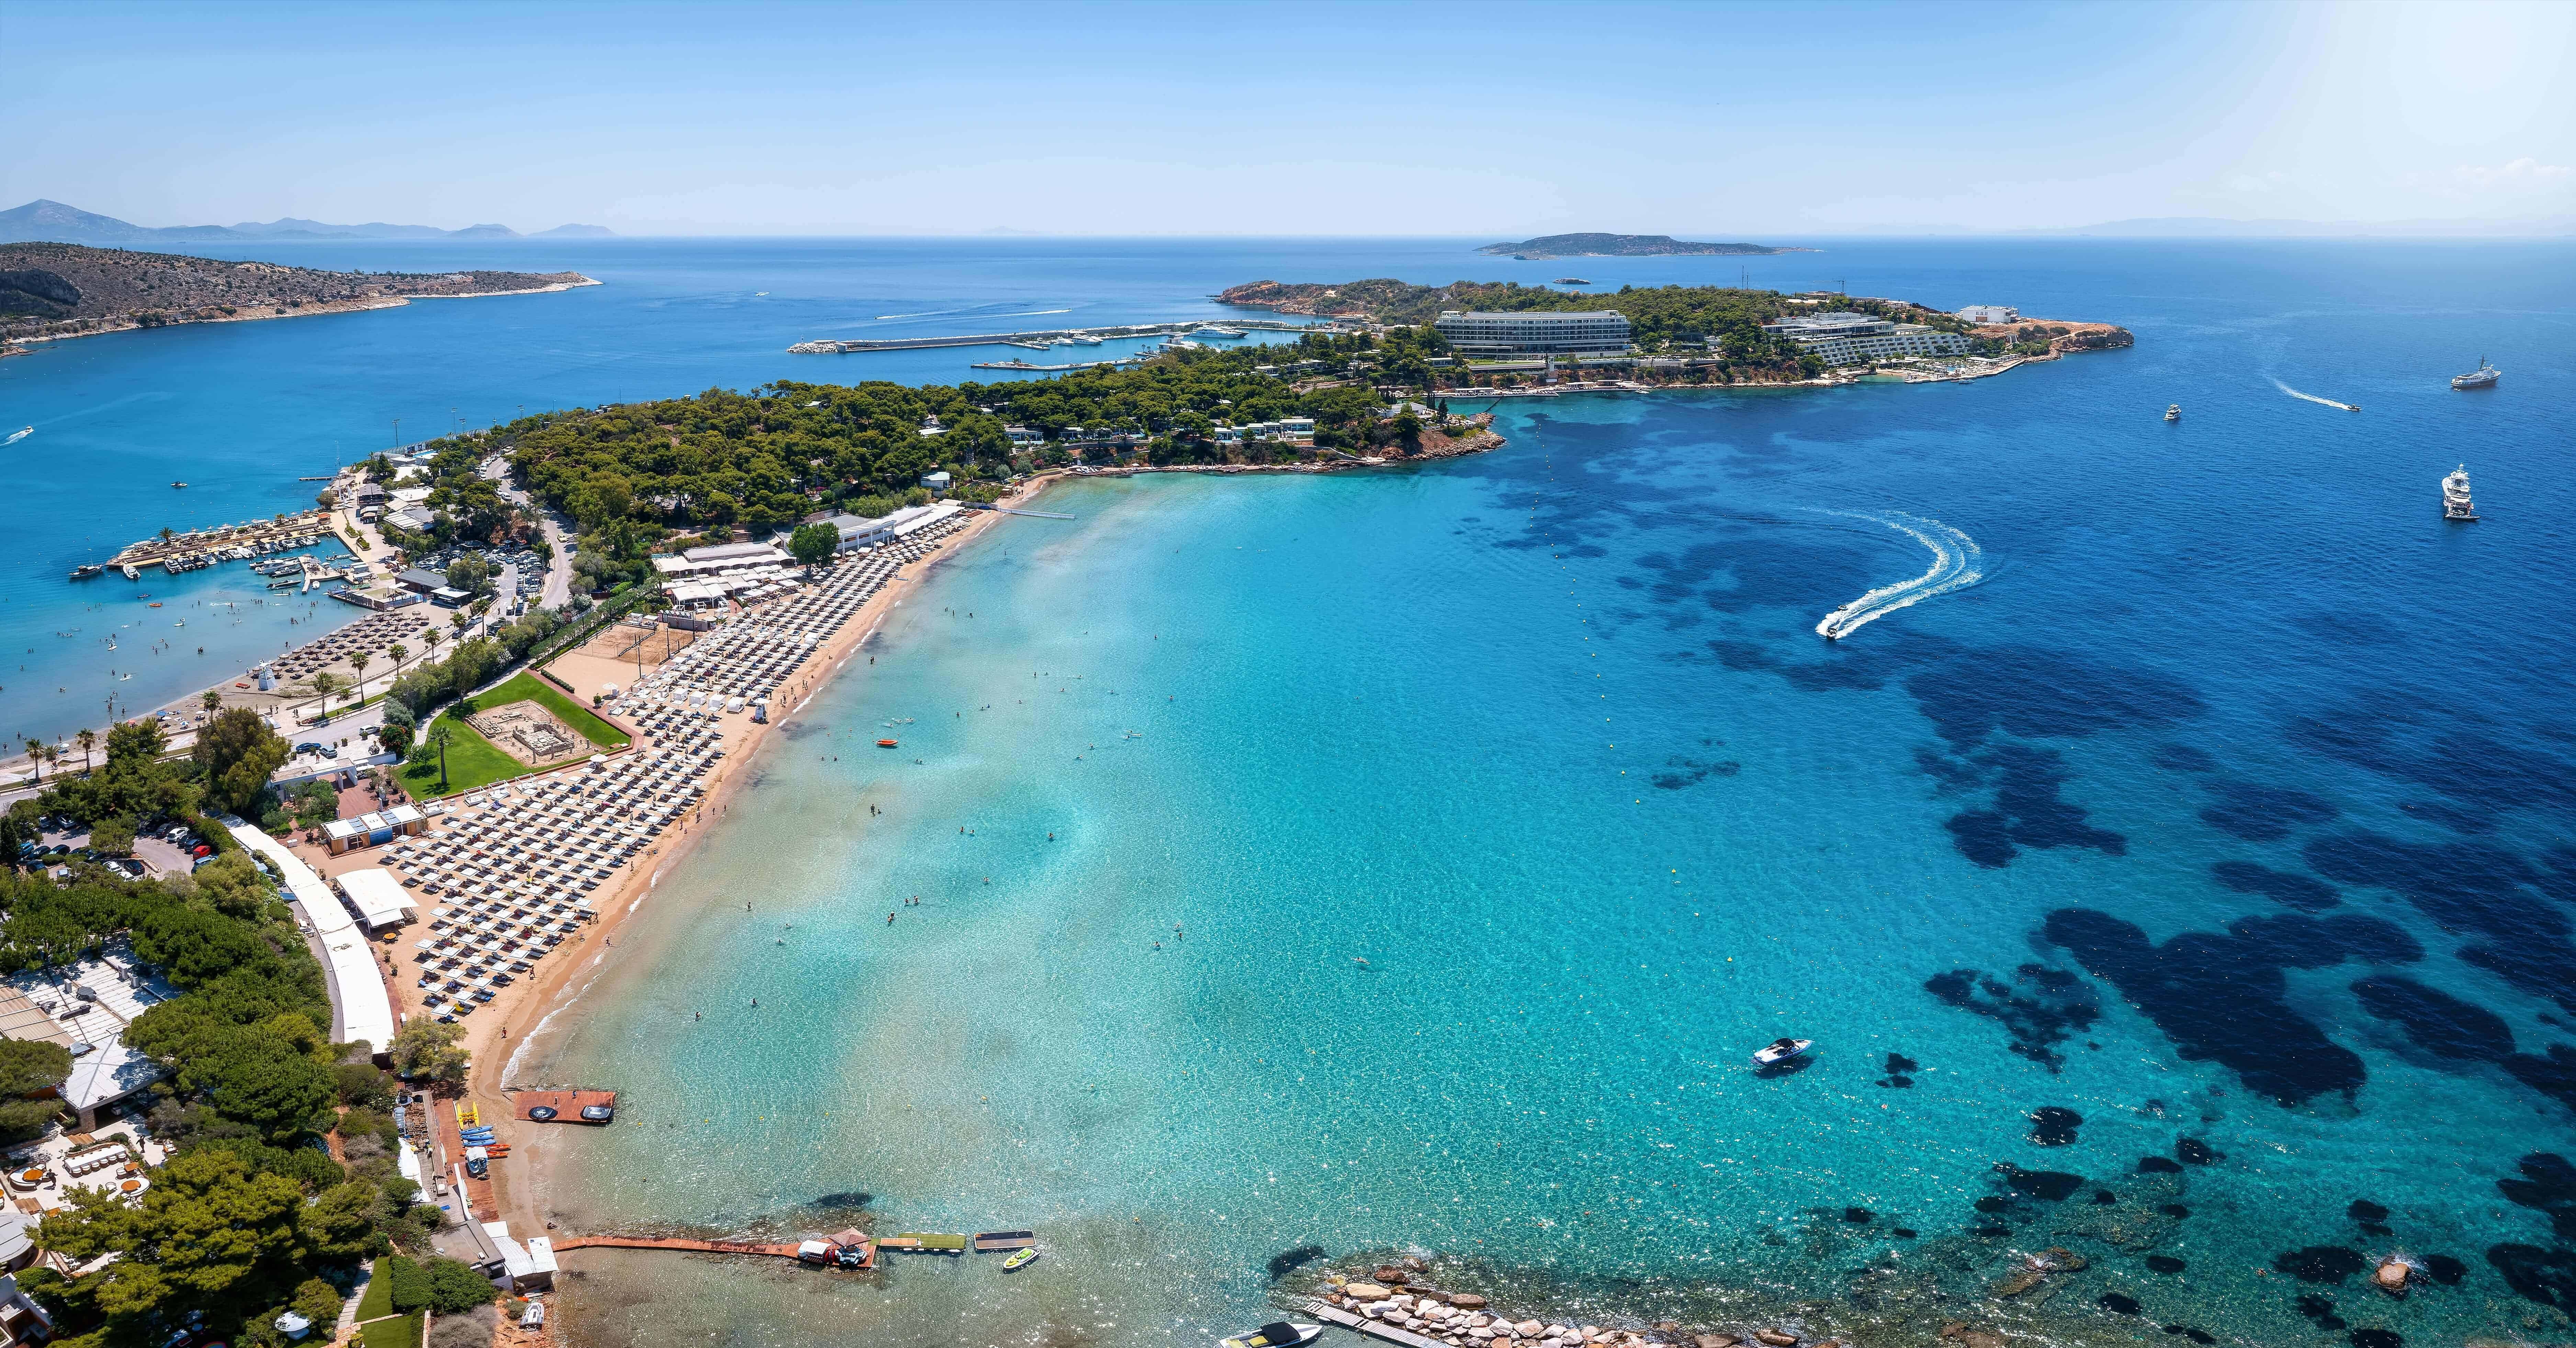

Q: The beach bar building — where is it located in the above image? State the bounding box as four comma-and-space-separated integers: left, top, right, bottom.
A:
336, 867, 419, 933
322, 804, 425, 855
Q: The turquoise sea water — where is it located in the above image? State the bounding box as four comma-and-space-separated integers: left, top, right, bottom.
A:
492, 243, 2576, 1347
10, 235, 2575, 1345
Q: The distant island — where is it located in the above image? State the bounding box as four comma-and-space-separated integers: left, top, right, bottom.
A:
0, 199, 617, 245
0, 241, 599, 348
1474, 232, 1806, 258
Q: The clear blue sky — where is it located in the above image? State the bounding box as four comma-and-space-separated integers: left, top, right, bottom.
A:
6, 0, 2570, 235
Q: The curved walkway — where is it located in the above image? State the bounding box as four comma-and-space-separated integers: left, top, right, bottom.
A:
226, 821, 399, 1053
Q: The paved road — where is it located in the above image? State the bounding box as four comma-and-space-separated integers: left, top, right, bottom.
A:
483, 455, 575, 611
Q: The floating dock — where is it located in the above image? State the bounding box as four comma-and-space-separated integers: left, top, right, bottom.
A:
789, 319, 1320, 355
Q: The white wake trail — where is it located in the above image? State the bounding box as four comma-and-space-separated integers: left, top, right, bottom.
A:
2273, 378, 2358, 412
1814, 510, 1985, 640
2, 428, 29, 446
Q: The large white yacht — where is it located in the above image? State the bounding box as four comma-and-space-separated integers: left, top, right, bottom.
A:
2443, 464, 2478, 521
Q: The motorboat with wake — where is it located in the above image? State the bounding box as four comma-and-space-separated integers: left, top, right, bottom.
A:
1751, 1037, 1813, 1068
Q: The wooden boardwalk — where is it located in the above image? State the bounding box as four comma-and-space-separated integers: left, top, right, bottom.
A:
551, 1234, 873, 1269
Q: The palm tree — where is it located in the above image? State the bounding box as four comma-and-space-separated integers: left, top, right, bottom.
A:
21, 738, 42, 785
348, 650, 371, 704
388, 642, 408, 671
430, 724, 452, 791
74, 729, 95, 775
200, 689, 221, 714
423, 627, 443, 660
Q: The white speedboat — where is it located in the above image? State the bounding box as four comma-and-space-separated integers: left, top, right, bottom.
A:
1220, 1324, 1320, 1348
1751, 1037, 1813, 1068
2163, 404, 2180, 422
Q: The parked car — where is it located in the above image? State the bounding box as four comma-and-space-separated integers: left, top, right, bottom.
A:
190, 844, 213, 858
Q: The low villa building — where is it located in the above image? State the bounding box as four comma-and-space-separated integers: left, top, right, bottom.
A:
1955, 304, 2019, 325
1758, 311, 1972, 366
0, 944, 180, 1129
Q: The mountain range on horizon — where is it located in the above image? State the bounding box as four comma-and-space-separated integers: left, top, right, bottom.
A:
0, 199, 615, 245
6, 198, 2570, 244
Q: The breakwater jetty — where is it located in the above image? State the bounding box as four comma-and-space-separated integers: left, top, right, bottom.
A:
787, 318, 1320, 355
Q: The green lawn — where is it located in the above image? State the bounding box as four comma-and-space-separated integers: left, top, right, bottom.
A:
357, 1259, 395, 1321
395, 716, 524, 799
395, 672, 630, 800
359, 1312, 423, 1348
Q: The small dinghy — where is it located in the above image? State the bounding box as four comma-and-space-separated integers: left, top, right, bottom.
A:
877, 738, 899, 747
1220, 1324, 1320, 1348
1751, 1037, 1814, 1068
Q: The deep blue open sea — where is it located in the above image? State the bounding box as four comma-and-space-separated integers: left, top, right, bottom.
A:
13, 235, 2576, 1345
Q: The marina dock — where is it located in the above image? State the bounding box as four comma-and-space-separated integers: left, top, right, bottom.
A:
79, 509, 340, 580
969, 356, 1154, 371
789, 318, 1319, 355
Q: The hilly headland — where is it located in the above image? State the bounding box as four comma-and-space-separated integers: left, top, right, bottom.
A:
0, 241, 599, 349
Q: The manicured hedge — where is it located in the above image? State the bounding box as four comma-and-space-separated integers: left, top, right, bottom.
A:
386, 1254, 430, 1313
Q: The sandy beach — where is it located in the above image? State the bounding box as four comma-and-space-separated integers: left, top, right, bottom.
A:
403, 489, 1028, 1234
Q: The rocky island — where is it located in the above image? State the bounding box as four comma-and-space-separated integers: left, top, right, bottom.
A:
0, 241, 598, 348
1475, 232, 1808, 258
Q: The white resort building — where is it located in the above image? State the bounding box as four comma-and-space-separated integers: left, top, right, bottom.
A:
1433, 310, 1635, 357
1758, 311, 1973, 366
1955, 304, 2020, 325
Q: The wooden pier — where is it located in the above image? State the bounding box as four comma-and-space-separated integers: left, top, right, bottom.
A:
1314, 1303, 1449, 1348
